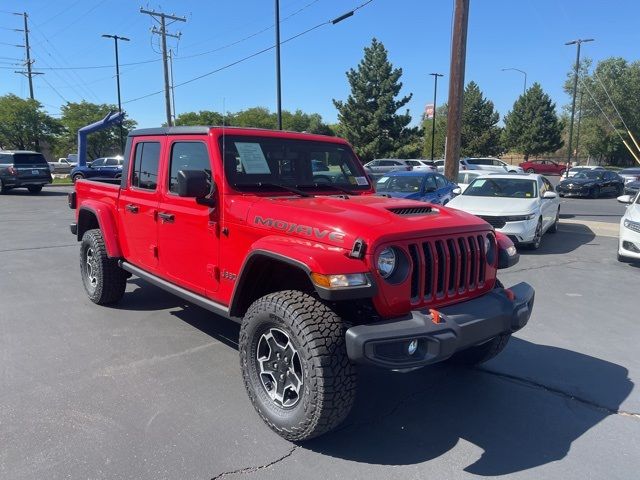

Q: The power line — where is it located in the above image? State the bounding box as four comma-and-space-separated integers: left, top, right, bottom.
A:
40, 75, 69, 103
124, 0, 374, 105
593, 70, 632, 133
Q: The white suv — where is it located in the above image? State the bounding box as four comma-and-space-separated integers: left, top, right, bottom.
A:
462, 157, 524, 174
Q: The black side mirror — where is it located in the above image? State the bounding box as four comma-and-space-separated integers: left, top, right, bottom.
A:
177, 170, 216, 206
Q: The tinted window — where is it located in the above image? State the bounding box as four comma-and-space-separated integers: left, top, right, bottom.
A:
0, 154, 12, 165
91, 159, 106, 167
169, 142, 211, 193
620, 168, 640, 175
424, 175, 437, 191
467, 158, 492, 165
13, 153, 48, 166
435, 174, 448, 188
405, 160, 421, 166
105, 158, 119, 166
132, 142, 160, 190
376, 175, 422, 193
492, 159, 506, 166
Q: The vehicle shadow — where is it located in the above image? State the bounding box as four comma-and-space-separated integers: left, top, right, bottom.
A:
519, 227, 595, 256
305, 338, 633, 475
2, 189, 70, 197
114, 280, 632, 475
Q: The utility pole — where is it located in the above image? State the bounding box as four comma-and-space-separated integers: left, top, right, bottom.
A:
575, 89, 584, 162
274, 0, 283, 130
565, 38, 594, 170
140, 8, 186, 127
102, 34, 130, 153
444, 0, 470, 182
14, 12, 42, 100
429, 73, 444, 160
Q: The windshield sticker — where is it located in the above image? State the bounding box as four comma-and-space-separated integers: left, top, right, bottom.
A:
234, 142, 271, 174
355, 176, 369, 186
473, 179, 486, 187
347, 176, 357, 185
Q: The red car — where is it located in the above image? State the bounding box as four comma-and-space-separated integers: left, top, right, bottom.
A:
519, 159, 567, 175
68, 126, 532, 441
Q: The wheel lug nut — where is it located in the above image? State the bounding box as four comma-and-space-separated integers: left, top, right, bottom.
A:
273, 362, 278, 368
280, 374, 285, 380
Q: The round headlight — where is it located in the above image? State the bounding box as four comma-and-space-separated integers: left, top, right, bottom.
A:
377, 248, 397, 278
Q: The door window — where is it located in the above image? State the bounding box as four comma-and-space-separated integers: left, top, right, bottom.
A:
168, 142, 212, 193
91, 159, 106, 167
105, 158, 119, 166
435, 174, 448, 189
131, 142, 161, 190
424, 175, 437, 191
542, 177, 554, 192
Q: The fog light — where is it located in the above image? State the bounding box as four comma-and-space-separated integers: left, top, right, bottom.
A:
407, 339, 418, 355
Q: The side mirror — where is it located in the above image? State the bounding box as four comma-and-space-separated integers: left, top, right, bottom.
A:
542, 191, 557, 199
617, 194, 633, 204
177, 170, 216, 206
453, 187, 462, 195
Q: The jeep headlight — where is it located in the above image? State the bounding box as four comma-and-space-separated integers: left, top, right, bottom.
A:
377, 248, 397, 278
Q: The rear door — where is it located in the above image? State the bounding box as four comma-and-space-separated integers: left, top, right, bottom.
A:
118, 138, 163, 272
13, 153, 51, 183
157, 138, 220, 295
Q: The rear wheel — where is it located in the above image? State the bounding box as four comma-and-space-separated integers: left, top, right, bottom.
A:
72, 173, 84, 183
526, 168, 535, 173
0, 179, 7, 194
80, 229, 127, 305
27, 185, 42, 194
239, 290, 356, 441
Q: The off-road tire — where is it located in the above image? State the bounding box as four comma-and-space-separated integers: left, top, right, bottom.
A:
239, 290, 356, 441
80, 229, 127, 305
28, 185, 43, 194
448, 333, 511, 366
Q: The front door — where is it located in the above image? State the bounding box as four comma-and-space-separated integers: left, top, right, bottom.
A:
118, 139, 163, 272
157, 138, 220, 296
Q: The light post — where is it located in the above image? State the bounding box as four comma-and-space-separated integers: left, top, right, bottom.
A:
102, 34, 130, 153
501, 67, 527, 95
429, 73, 444, 160
274, 2, 357, 130
565, 38, 594, 171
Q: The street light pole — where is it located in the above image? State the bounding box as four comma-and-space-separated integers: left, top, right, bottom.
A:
501, 67, 527, 95
565, 38, 594, 171
102, 34, 130, 154
429, 73, 444, 160
274, 0, 282, 130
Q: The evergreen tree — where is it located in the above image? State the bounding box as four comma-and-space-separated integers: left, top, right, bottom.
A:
460, 81, 501, 156
333, 38, 414, 163
503, 82, 564, 160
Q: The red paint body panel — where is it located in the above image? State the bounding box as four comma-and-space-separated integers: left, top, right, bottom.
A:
519, 160, 567, 175
74, 127, 501, 319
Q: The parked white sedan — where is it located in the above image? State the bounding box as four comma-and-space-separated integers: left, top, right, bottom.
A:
617, 192, 640, 263
448, 173, 560, 249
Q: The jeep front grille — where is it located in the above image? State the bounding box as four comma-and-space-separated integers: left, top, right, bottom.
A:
407, 233, 490, 304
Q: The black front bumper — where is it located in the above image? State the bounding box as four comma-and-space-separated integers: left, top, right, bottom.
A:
345, 282, 534, 369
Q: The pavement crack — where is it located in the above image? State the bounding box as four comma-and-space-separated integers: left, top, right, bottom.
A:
478, 368, 640, 419
211, 445, 298, 479
0, 244, 76, 253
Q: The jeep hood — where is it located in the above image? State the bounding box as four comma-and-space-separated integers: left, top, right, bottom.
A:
245, 195, 490, 249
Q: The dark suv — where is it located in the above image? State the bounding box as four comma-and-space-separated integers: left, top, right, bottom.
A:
0, 150, 52, 194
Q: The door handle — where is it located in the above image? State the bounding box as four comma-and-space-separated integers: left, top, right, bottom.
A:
125, 204, 138, 213
158, 212, 175, 223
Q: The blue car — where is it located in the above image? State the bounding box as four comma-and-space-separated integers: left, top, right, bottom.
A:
374, 171, 458, 205
71, 157, 124, 183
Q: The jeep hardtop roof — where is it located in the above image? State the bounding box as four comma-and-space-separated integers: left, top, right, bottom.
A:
127, 126, 338, 140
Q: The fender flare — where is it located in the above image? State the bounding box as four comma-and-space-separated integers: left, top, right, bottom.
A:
77, 201, 122, 258
228, 236, 377, 317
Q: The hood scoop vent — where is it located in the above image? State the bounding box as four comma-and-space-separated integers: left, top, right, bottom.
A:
388, 206, 436, 216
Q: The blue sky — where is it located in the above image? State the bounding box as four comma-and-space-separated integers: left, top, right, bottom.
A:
1, 0, 638, 128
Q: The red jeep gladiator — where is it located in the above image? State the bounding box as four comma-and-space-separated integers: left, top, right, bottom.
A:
69, 126, 534, 441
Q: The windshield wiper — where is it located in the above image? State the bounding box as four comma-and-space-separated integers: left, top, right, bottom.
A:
297, 183, 354, 195
233, 182, 312, 197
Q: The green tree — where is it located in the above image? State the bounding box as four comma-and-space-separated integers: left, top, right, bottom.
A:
0, 94, 61, 151
503, 82, 564, 160
460, 81, 501, 156
563, 57, 640, 165
333, 38, 414, 163
175, 107, 333, 135
56, 101, 136, 159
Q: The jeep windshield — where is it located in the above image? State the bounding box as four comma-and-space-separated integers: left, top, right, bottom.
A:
220, 136, 370, 193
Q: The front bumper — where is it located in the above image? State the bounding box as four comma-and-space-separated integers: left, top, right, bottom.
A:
496, 218, 538, 244
345, 282, 534, 369
618, 220, 640, 261
557, 184, 593, 197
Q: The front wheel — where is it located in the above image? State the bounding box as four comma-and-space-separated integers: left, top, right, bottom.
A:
527, 219, 543, 250
526, 168, 535, 173
72, 173, 84, 183
548, 209, 559, 233
28, 185, 43, 194
80, 229, 127, 305
239, 290, 356, 441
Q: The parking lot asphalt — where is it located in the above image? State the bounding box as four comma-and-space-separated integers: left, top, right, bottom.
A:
1, 186, 638, 480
